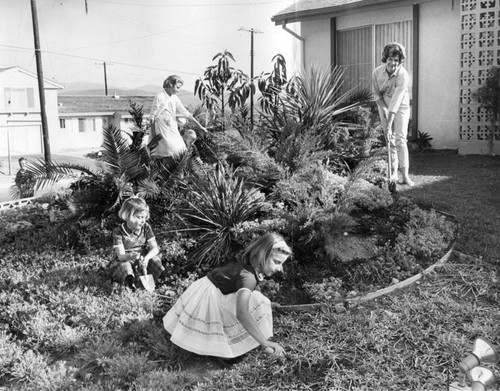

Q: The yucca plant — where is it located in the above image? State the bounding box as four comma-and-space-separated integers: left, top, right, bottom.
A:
259, 66, 374, 174
180, 162, 266, 268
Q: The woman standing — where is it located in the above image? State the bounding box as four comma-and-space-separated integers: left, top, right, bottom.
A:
372, 42, 414, 186
150, 75, 206, 165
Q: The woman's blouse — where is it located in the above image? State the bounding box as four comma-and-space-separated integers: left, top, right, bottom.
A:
207, 261, 261, 295
150, 91, 191, 157
372, 64, 410, 114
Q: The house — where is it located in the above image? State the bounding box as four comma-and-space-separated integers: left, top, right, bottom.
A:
56, 95, 154, 152
272, 0, 500, 154
0, 66, 63, 156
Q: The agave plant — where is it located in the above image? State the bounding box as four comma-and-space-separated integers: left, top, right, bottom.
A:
180, 162, 266, 268
258, 65, 375, 174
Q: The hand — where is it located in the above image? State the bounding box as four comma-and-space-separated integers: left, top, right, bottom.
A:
129, 252, 140, 261
263, 342, 285, 357
140, 256, 148, 273
385, 125, 393, 140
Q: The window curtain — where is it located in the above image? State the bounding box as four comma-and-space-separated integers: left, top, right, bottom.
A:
337, 26, 373, 92
336, 21, 413, 93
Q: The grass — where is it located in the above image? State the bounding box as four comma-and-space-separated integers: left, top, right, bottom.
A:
0, 150, 499, 390
402, 151, 500, 263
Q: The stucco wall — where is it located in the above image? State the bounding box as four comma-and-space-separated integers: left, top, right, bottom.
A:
301, 19, 331, 71
418, 1, 460, 150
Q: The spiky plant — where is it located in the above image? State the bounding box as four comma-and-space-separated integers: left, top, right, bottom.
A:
259, 65, 375, 174
23, 124, 185, 221
180, 163, 266, 268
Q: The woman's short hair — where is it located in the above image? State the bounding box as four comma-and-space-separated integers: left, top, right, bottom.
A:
118, 196, 150, 221
381, 42, 406, 63
163, 75, 184, 89
240, 232, 292, 272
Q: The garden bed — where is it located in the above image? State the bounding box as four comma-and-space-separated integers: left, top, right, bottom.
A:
259, 195, 458, 309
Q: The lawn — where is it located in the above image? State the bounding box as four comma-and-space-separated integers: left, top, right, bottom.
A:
0, 150, 499, 391
403, 151, 500, 263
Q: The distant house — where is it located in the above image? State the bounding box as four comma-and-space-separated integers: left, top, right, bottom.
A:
272, 0, 500, 154
0, 66, 63, 156
56, 95, 154, 152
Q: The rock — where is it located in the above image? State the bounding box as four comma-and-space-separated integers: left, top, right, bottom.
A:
335, 303, 347, 313
325, 234, 378, 263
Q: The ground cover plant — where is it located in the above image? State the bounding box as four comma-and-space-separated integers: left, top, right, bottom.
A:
2, 57, 498, 390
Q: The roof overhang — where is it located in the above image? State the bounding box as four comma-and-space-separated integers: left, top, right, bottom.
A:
272, 0, 420, 25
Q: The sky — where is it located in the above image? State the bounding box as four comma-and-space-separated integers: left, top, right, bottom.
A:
0, 0, 301, 92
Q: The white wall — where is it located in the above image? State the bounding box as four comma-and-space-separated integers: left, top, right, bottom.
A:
302, 19, 331, 71
0, 68, 62, 155
418, 1, 460, 150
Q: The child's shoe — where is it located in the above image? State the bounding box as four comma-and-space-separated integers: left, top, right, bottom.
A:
124, 275, 137, 292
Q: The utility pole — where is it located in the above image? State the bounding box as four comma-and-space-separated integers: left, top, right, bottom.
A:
95, 62, 112, 96
30, 0, 51, 165
238, 27, 263, 129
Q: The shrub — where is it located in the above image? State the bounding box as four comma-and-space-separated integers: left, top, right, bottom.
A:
391, 207, 456, 266
180, 163, 267, 268
272, 162, 347, 211
303, 276, 344, 303
341, 178, 393, 212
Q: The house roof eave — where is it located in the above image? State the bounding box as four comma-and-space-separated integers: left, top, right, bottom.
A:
271, 0, 409, 25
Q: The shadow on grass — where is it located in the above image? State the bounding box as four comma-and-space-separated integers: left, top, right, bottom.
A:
399, 151, 500, 262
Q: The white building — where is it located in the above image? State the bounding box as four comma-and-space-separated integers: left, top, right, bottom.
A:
272, 0, 500, 154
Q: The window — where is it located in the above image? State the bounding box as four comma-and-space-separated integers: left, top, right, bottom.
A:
78, 118, 96, 132
59, 119, 66, 129
337, 26, 373, 92
78, 118, 86, 133
336, 21, 413, 93
4, 88, 35, 110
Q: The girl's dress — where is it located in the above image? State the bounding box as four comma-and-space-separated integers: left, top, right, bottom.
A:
163, 261, 273, 358
109, 223, 165, 284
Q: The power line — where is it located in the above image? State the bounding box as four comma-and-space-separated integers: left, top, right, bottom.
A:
80, 0, 291, 6
59, 0, 247, 52
0, 44, 201, 77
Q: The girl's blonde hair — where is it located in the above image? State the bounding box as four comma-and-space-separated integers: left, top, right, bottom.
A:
240, 233, 292, 272
118, 197, 149, 221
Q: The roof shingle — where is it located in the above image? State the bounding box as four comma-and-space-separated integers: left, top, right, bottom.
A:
272, 0, 398, 24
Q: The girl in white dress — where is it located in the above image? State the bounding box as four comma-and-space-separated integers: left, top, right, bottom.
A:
163, 233, 292, 359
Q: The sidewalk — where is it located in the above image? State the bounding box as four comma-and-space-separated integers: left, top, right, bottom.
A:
0, 174, 15, 202
0, 150, 99, 203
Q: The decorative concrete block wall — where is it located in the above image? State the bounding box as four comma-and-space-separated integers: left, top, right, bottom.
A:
459, 0, 500, 154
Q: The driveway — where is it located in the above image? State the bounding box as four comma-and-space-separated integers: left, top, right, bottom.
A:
0, 150, 100, 203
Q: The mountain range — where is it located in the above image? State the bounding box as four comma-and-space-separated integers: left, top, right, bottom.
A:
59, 82, 202, 107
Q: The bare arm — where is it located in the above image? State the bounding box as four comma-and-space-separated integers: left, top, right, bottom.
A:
114, 244, 140, 263
236, 289, 284, 356
187, 113, 208, 133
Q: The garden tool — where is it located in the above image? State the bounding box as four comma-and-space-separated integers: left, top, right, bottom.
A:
386, 132, 397, 194
139, 258, 155, 292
